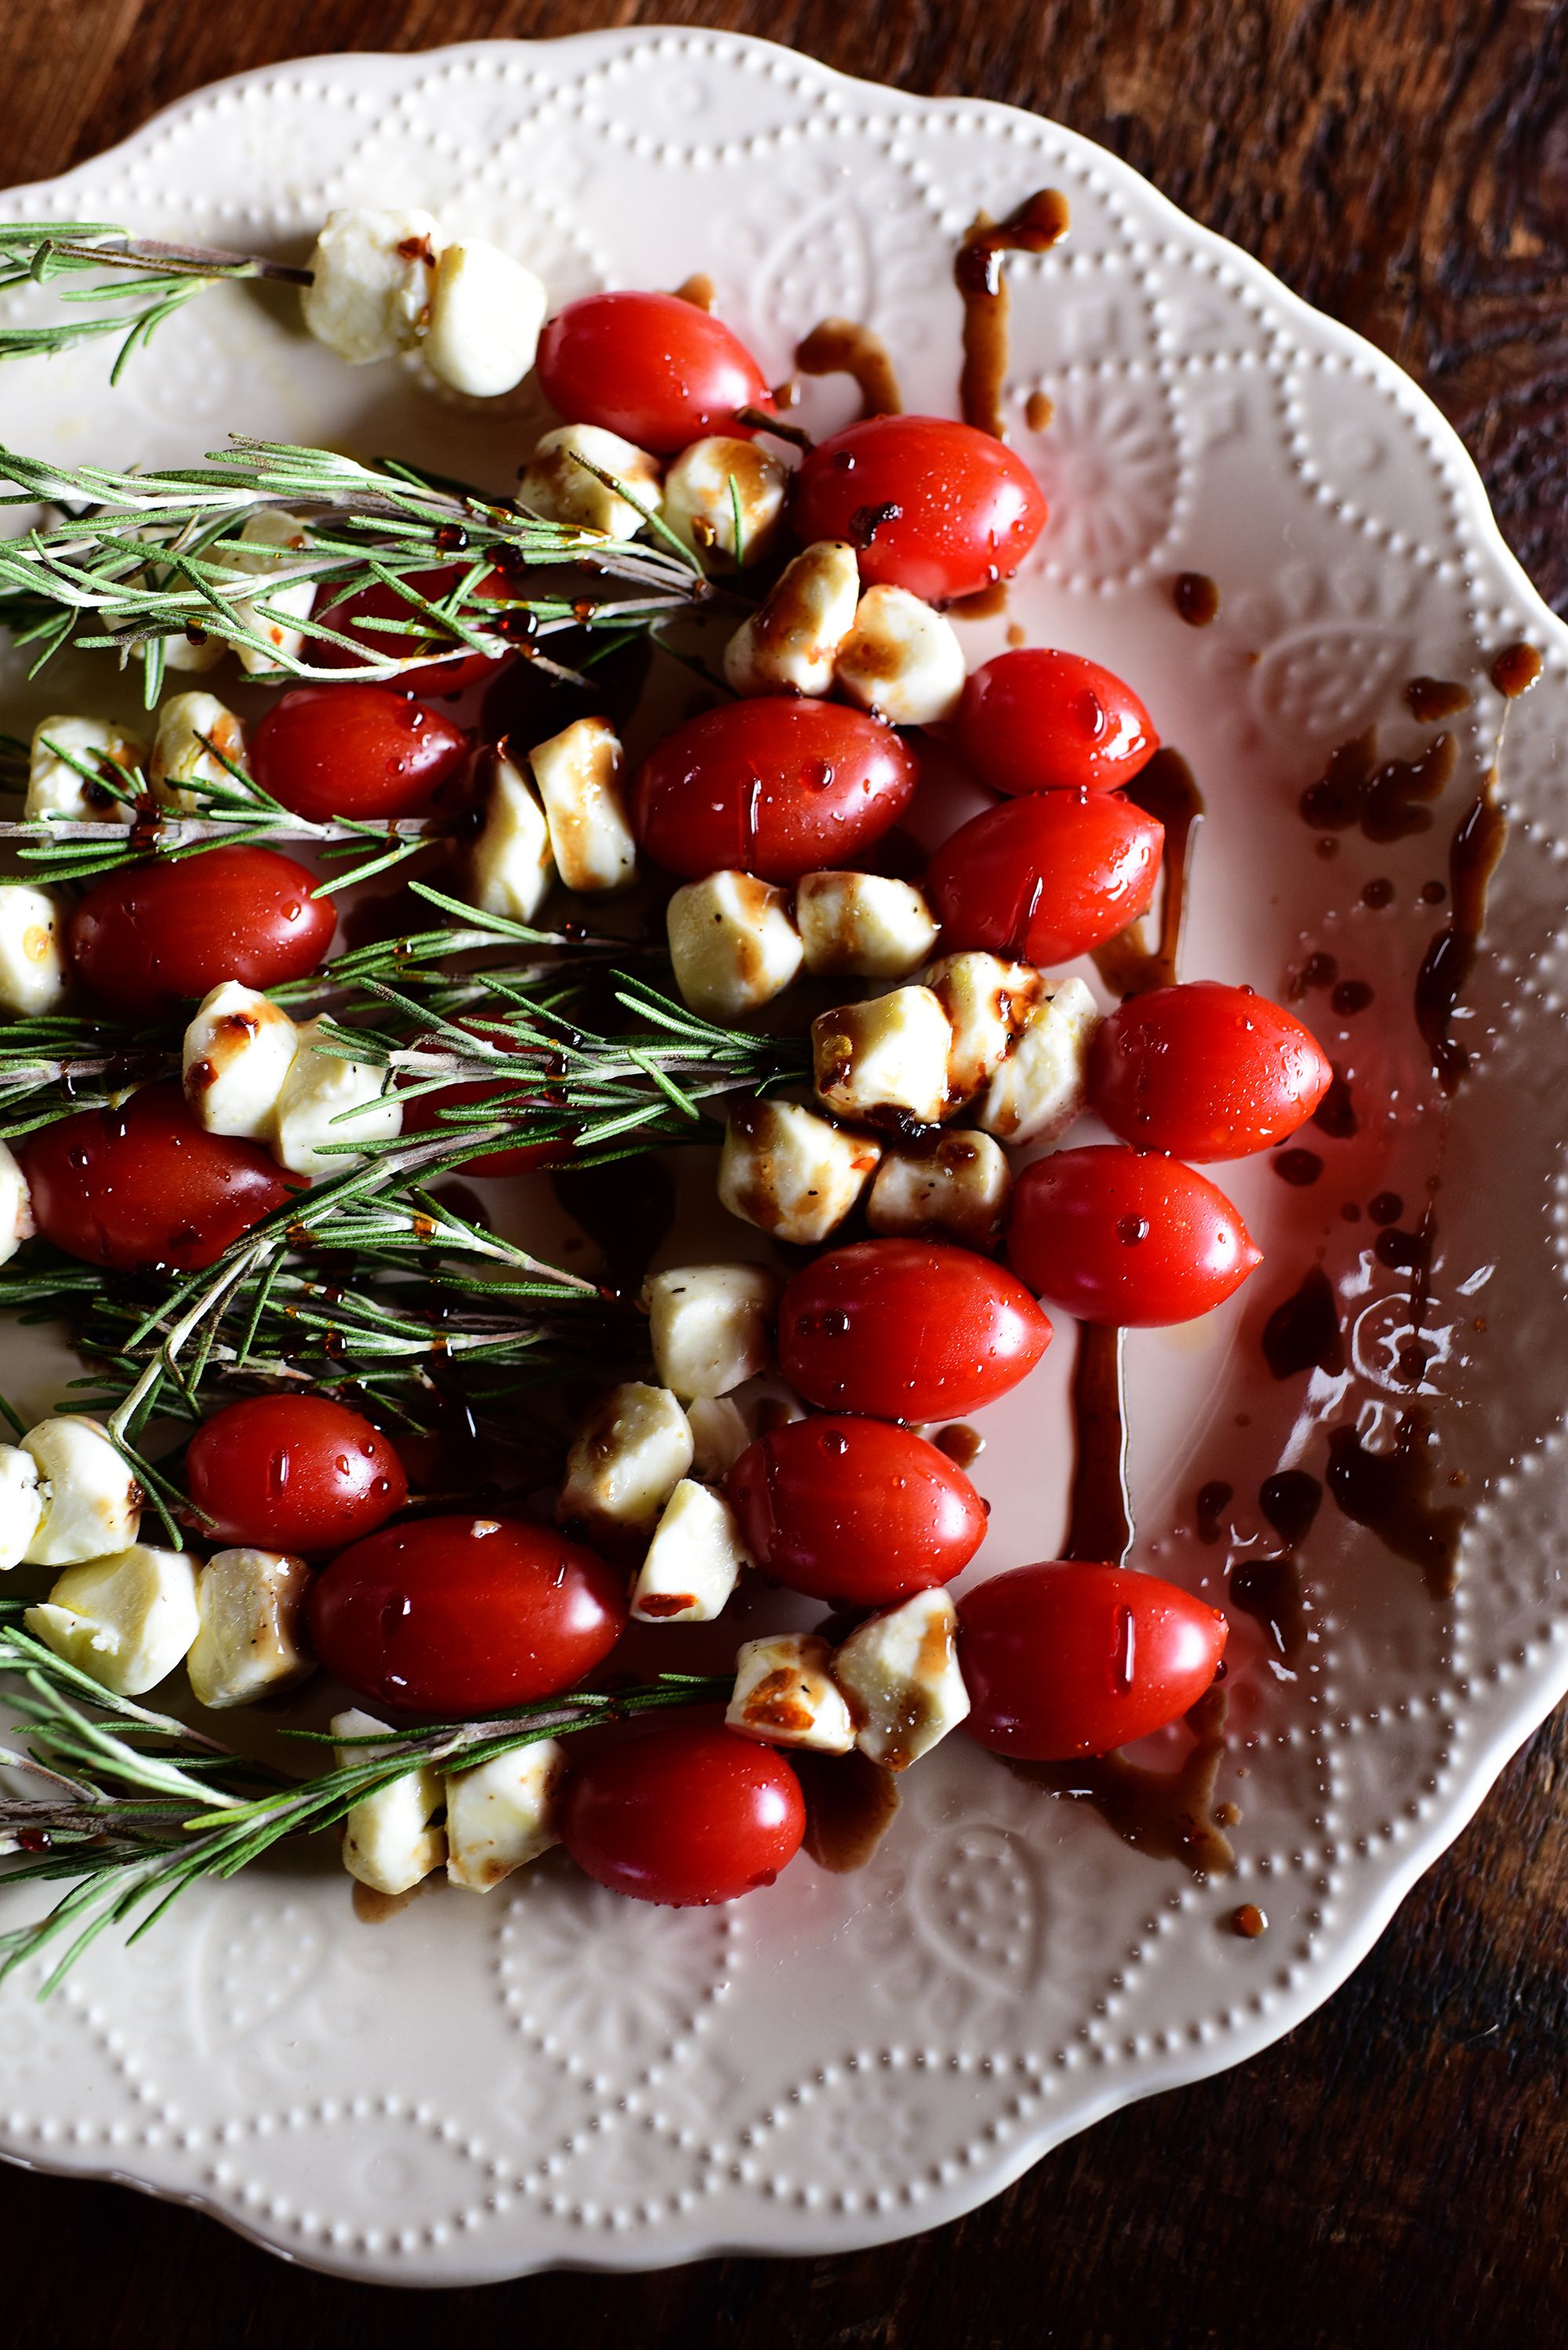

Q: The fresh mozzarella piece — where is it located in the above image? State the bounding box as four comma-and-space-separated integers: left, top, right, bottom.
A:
519, 424, 662, 539
727, 1632, 856, 1754
0, 884, 68, 1016
834, 584, 967, 725
867, 1130, 1012, 1251
831, 1587, 970, 1770
812, 986, 953, 1126
684, 1396, 751, 1482
157, 630, 225, 674
723, 540, 859, 697
925, 952, 1046, 1102
717, 1099, 881, 1245
445, 1740, 565, 1891
424, 240, 548, 398
666, 870, 803, 1020
270, 1016, 403, 1178
333, 1708, 446, 1897
21, 1415, 142, 1567
631, 1479, 750, 1623
528, 717, 637, 893
187, 1547, 314, 1710
0, 1143, 34, 1273
26, 716, 144, 823
229, 510, 318, 675
300, 208, 441, 364
27, 1546, 199, 1698
975, 975, 1102, 1146
148, 691, 247, 813
643, 1262, 779, 1399
662, 435, 788, 568
469, 750, 556, 922
183, 982, 300, 1140
558, 1381, 695, 1536
796, 870, 939, 979
0, 1444, 44, 1570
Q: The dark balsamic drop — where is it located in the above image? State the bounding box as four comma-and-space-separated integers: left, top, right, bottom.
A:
1404, 677, 1473, 723
1229, 1558, 1308, 1665
1325, 1415, 1465, 1598
1415, 773, 1508, 1093
1489, 641, 1541, 699
1258, 1469, 1323, 1547
954, 190, 1071, 438
1091, 750, 1205, 999
1312, 1066, 1358, 1139
1062, 1323, 1131, 1565
1172, 572, 1220, 627
1007, 1687, 1233, 1877
550, 1158, 676, 1296
1261, 1267, 1345, 1380
796, 1749, 902, 1872
1300, 728, 1457, 843
1195, 1480, 1234, 1545
794, 317, 903, 419
1272, 1147, 1323, 1187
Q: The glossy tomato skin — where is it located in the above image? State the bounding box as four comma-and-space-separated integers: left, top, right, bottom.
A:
67, 846, 336, 1019
307, 1515, 625, 1715
560, 1721, 805, 1907
792, 416, 1047, 603
20, 1080, 302, 1273
954, 649, 1158, 795
778, 1239, 1052, 1419
317, 568, 510, 693
959, 1560, 1228, 1758
630, 699, 919, 883
925, 791, 1163, 967
726, 1416, 986, 1604
535, 292, 771, 452
1007, 1145, 1261, 1326
249, 686, 470, 822
185, 1395, 407, 1553
1089, 982, 1334, 1160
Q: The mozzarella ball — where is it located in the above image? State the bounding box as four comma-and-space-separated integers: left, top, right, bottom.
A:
270, 1016, 402, 1178
148, 692, 247, 813
519, 424, 662, 539
643, 1262, 779, 1399
631, 1479, 750, 1623
445, 1740, 565, 1890
188, 1548, 314, 1710
469, 750, 557, 923
26, 716, 145, 823
333, 1708, 446, 1895
812, 986, 953, 1125
723, 540, 859, 697
528, 716, 637, 893
867, 1130, 1012, 1251
558, 1381, 694, 1537
0, 1444, 44, 1569
183, 981, 301, 1140
662, 435, 788, 568
27, 1546, 199, 1698
229, 509, 317, 675
717, 1099, 880, 1244
424, 240, 548, 398
834, 584, 967, 725
0, 884, 67, 1015
666, 870, 803, 1019
831, 1588, 970, 1769
796, 870, 938, 979
684, 1396, 751, 1482
727, 1631, 856, 1753
975, 975, 1102, 1146
300, 208, 441, 364
21, 1415, 142, 1567
925, 952, 1046, 1102
0, 1144, 32, 1269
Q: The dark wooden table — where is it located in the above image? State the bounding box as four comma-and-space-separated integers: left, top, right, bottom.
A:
3, 5, 1566, 2344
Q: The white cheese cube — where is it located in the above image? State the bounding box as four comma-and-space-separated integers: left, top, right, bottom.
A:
666, 870, 803, 1019
229, 510, 318, 675
187, 1547, 314, 1710
0, 884, 68, 1015
332, 1708, 446, 1897
528, 717, 636, 893
27, 1545, 199, 1698
21, 1415, 142, 1567
0, 1142, 35, 1269
519, 425, 662, 539
796, 870, 938, 979
445, 1740, 564, 1891
684, 1396, 751, 1482
643, 1262, 779, 1399
424, 240, 547, 398
662, 435, 788, 568
469, 750, 556, 922
631, 1479, 750, 1623
926, 952, 1046, 1101
812, 986, 953, 1126
831, 1587, 971, 1770
975, 975, 1102, 1146
300, 208, 441, 364
183, 982, 300, 1140
558, 1381, 695, 1536
723, 541, 859, 697
868, 1130, 1012, 1250
718, 1099, 880, 1244
270, 1017, 403, 1177
26, 716, 144, 823
148, 691, 247, 813
834, 585, 968, 725
156, 630, 225, 675
0, 1444, 44, 1569
727, 1632, 856, 1754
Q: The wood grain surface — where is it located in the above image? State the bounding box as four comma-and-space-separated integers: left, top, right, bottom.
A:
2, 5, 1566, 2345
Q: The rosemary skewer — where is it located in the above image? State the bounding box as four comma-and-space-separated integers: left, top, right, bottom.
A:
0, 222, 314, 382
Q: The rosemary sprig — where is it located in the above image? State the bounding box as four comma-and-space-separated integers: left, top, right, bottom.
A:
0, 1624, 730, 1992
0, 223, 314, 383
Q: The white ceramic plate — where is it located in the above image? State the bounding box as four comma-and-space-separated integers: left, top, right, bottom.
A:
1, 29, 1566, 2287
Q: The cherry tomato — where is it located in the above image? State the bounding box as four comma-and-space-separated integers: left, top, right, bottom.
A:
925, 791, 1164, 967
307, 1515, 625, 1714
1007, 1145, 1261, 1326
631, 699, 918, 882
20, 1080, 302, 1273
535, 292, 771, 453
560, 1721, 804, 1906
791, 415, 1047, 603
1089, 982, 1334, 1160
726, 1415, 986, 1604
67, 846, 336, 1019
184, 1394, 407, 1553
778, 1238, 1052, 1419
959, 1560, 1228, 1758
317, 568, 511, 693
249, 686, 470, 822
953, 649, 1158, 795
397, 1019, 568, 1177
